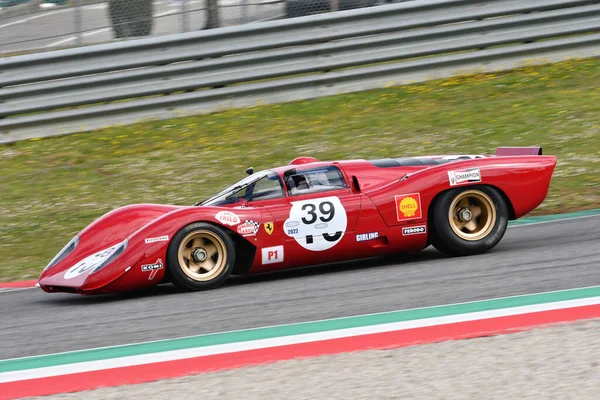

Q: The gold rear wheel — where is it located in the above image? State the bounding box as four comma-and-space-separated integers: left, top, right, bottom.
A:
430, 186, 508, 257
448, 190, 497, 241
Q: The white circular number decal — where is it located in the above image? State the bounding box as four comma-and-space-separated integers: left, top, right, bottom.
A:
284, 196, 347, 251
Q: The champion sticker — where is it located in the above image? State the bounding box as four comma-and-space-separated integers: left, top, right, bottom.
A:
237, 220, 260, 237
145, 235, 169, 244
284, 196, 347, 252
402, 225, 427, 236
141, 258, 163, 280
395, 193, 422, 221
356, 232, 379, 242
448, 167, 481, 186
215, 211, 240, 226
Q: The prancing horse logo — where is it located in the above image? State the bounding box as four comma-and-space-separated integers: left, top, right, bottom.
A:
264, 222, 274, 235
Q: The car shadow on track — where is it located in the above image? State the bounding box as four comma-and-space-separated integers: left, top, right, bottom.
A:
36, 247, 447, 305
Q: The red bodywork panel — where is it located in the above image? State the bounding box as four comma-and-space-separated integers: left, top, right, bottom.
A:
39, 148, 556, 295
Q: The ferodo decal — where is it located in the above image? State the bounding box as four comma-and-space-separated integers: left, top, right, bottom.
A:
215, 211, 240, 226
237, 220, 260, 237
141, 258, 163, 280
264, 222, 274, 235
395, 193, 422, 221
284, 196, 347, 251
402, 225, 427, 236
64, 245, 120, 280
262, 245, 283, 264
448, 167, 481, 186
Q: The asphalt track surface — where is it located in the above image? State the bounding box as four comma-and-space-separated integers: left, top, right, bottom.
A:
0, 1, 283, 53
1, 215, 599, 361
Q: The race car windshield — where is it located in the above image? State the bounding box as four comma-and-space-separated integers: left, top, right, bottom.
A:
200, 170, 283, 206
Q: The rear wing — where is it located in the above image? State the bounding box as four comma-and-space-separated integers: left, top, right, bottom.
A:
495, 147, 543, 156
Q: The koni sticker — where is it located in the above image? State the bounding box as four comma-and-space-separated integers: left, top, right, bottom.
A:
141, 258, 163, 280
145, 235, 169, 244
395, 193, 422, 221
261, 245, 283, 264
237, 220, 260, 237
402, 225, 427, 236
284, 196, 347, 252
215, 211, 240, 226
448, 167, 481, 186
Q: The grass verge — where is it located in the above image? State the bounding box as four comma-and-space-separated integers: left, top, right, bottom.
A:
1, 58, 599, 281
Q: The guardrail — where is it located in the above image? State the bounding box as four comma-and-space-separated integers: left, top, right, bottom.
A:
1, 0, 600, 143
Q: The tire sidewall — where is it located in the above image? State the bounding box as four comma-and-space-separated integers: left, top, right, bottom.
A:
167, 222, 236, 291
433, 185, 508, 256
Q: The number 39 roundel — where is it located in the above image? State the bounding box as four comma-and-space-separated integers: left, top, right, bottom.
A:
284, 196, 347, 251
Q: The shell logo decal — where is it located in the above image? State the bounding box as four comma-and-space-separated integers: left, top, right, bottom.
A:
395, 193, 422, 221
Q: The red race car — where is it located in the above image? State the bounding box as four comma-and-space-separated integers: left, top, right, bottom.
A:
39, 147, 556, 295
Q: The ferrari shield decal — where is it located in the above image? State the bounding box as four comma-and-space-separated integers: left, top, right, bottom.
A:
284, 196, 347, 251
264, 222, 274, 235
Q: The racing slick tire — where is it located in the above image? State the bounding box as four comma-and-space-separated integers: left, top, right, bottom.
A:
430, 186, 508, 256
167, 222, 236, 291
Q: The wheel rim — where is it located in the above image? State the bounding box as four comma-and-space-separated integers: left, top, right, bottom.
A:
448, 190, 497, 241
177, 230, 227, 282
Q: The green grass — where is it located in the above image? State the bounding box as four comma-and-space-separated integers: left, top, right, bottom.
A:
1, 58, 599, 282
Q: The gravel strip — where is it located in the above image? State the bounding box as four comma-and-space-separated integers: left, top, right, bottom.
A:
31, 319, 600, 400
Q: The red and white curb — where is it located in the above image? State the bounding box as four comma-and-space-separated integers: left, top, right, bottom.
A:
0, 280, 38, 293
1, 292, 599, 399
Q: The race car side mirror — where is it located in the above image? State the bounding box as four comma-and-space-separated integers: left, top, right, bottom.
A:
246, 167, 254, 175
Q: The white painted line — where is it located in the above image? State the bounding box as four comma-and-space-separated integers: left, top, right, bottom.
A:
0, 8, 73, 30
0, 287, 37, 294
45, 9, 178, 48
508, 213, 600, 228
1, 296, 599, 383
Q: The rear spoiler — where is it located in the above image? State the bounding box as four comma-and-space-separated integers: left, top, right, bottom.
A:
495, 147, 543, 156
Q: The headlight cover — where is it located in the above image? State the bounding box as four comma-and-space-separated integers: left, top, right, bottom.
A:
63, 239, 128, 280
44, 236, 79, 271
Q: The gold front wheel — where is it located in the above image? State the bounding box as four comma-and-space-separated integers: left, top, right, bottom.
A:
168, 223, 235, 291
448, 190, 497, 241
177, 230, 227, 282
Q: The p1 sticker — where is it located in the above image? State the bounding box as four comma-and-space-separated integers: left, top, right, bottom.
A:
215, 211, 240, 226
448, 167, 481, 186
284, 196, 347, 251
141, 258, 163, 280
262, 245, 284, 264
395, 193, 422, 221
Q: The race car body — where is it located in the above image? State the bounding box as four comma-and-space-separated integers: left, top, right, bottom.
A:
39, 147, 556, 295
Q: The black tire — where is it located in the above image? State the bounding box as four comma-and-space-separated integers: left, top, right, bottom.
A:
430, 186, 508, 256
167, 222, 235, 291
